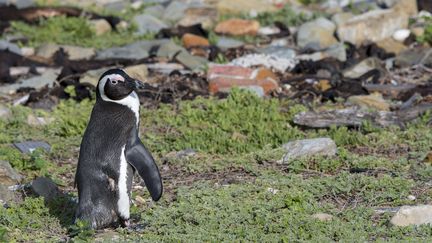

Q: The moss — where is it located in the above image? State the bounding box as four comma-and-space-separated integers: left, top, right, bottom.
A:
0, 197, 66, 241
48, 99, 93, 138
125, 173, 430, 242
298, 0, 325, 5
254, 4, 316, 26
142, 89, 307, 154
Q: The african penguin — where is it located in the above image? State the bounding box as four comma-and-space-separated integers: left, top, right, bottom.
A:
75, 68, 163, 229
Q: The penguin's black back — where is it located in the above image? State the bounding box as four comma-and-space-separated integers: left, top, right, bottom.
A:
75, 99, 136, 228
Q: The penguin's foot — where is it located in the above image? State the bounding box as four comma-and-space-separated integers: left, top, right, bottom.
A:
120, 219, 130, 228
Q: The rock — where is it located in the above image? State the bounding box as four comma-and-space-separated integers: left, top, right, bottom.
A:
0, 185, 16, 205
258, 26, 280, 36
292, 106, 423, 128
270, 38, 289, 47
80, 67, 110, 87
410, 26, 425, 37
26, 114, 55, 126
336, 7, 411, 45
133, 14, 168, 35
299, 43, 347, 62
343, 57, 384, 79
230, 53, 297, 73
0, 68, 60, 95
182, 33, 209, 48
12, 94, 29, 106
390, 205, 432, 226
143, 4, 165, 19
0, 104, 11, 120
215, 19, 260, 36
30, 177, 61, 202
169, 148, 197, 159
175, 51, 208, 70
217, 0, 276, 15
94, 230, 121, 242
267, 187, 279, 195
207, 65, 279, 96
424, 151, 432, 164
376, 38, 407, 55
178, 7, 218, 29
393, 29, 411, 42
394, 48, 432, 68
131, 0, 144, 10
140, 0, 170, 3
176, 148, 196, 158
162, 1, 189, 23
157, 41, 186, 59
134, 194, 146, 205
331, 12, 354, 26
36, 43, 95, 60
324, 43, 347, 62
322, 0, 371, 9
407, 195, 416, 201
146, 63, 185, 74
104, 1, 127, 12
0, 160, 22, 186
123, 64, 148, 82
89, 19, 112, 36
297, 17, 338, 50
257, 46, 296, 60
347, 93, 391, 111
280, 138, 337, 163
241, 86, 265, 97
20, 46, 34, 56
312, 213, 333, 221
96, 39, 169, 60
216, 37, 244, 50
13, 141, 51, 154
9, 66, 30, 76
115, 20, 129, 31
0, 40, 21, 55
297, 52, 326, 62
0, 0, 33, 8
375, 207, 400, 214
392, 0, 418, 17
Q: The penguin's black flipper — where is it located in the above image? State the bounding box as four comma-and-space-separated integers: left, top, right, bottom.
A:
126, 131, 163, 201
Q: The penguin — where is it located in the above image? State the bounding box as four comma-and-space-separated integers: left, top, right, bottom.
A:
75, 68, 163, 229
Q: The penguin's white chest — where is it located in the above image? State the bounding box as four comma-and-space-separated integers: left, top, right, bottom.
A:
117, 146, 130, 219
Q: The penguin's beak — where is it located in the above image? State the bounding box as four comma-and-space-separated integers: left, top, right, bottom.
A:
131, 79, 146, 90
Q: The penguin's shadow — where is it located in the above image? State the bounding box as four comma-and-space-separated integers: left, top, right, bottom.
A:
44, 193, 77, 228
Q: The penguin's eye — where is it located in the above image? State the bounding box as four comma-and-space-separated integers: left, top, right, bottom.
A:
110, 79, 118, 85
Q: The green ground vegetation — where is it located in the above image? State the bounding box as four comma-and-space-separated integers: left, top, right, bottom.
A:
0, 90, 431, 241
417, 16, 432, 45
9, 16, 155, 49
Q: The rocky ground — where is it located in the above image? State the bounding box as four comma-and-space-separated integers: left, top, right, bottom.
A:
0, 0, 432, 241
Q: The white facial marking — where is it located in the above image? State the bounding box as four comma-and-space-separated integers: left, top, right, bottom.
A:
117, 146, 130, 219
99, 74, 140, 125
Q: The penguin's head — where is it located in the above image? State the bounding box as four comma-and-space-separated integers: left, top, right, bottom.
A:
97, 68, 145, 100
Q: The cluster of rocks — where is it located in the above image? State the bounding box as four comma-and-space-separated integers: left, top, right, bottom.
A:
0, 0, 430, 109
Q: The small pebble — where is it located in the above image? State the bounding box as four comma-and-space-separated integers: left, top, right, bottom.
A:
393, 29, 410, 42
267, 187, 279, 194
